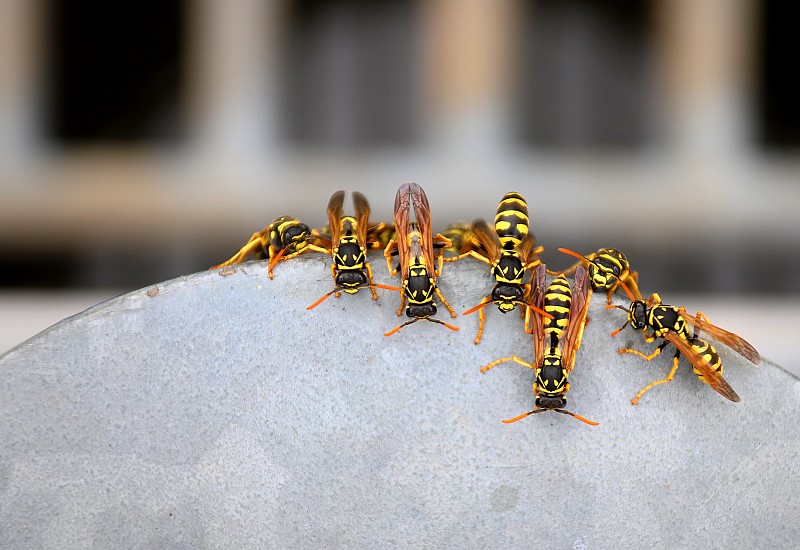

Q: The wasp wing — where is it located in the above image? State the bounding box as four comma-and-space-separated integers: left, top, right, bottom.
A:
393, 184, 413, 278
529, 263, 548, 366
519, 233, 543, 267
470, 219, 501, 263
663, 331, 741, 402
326, 190, 345, 249
407, 183, 436, 274
678, 308, 760, 365
352, 191, 371, 248
562, 265, 591, 372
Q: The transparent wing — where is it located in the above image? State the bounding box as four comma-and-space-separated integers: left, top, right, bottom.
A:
678, 308, 760, 365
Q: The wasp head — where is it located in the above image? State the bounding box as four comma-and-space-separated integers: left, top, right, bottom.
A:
282, 223, 311, 251
491, 284, 523, 313
335, 270, 368, 293
536, 395, 567, 410
406, 301, 437, 319
628, 300, 648, 329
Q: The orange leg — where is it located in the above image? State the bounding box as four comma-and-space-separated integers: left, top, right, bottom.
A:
210, 231, 268, 269
365, 262, 378, 301
480, 355, 535, 374
435, 287, 457, 318
631, 354, 681, 405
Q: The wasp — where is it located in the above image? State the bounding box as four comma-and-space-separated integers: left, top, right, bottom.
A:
306, 191, 401, 310
211, 216, 327, 279
448, 192, 544, 344
481, 264, 598, 425
441, 221, 475, 257
383, 183, 458, 336
609, 293, 761, 405
552, 247, 643, 304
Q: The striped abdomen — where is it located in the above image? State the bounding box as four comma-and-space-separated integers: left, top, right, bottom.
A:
543, 274, 572, 346
688, 337, 724, 385
494, 192, 529, 250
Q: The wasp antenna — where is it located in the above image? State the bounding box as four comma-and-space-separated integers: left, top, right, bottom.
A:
384, 319, 418, 337
524, 302, 554, 320
462, 300, 493, 316
610, 319, 630, 338
267, 246, 288, 274
557, 247, 589, 262
370, 283, 403, 292
501, 410, 536, 424
428, 318, 460, 332
617, 278, 636, 302
555, 409, 599, 426
306, 289, 339, 310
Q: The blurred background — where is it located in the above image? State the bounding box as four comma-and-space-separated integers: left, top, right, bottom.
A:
0, 0, 797, 371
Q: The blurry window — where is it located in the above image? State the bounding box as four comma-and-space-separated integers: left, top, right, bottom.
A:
756, 0, 800, 148
281, 0, 420, 148
515, 0, 655, 149
46, 0, 186, 144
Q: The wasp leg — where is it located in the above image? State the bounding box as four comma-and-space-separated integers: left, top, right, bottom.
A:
365, 262, 379, 301
624, 270, 644, 301
523, 258, 542, 272
480, 356, 534, 374
645, 293, 663, 308
467, 295, 493, 345
547, 259, 582, 277
395, 291, 406, 317
618, 339, 668, 361
443, 250, 493, 267
329, 264, 342, 298
631, 352, 682, 405
434, 287, 457, 318
210, 231, 268, 269
384, 240, 399, 276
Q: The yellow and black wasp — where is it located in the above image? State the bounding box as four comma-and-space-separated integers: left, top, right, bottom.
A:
211, 215, 327, 279
448, 192, 544, 344
552, 247, 643, 304
441, 221, 475, 257
609, 293, 761, 405
306, 190, 400, 310
481, 264, 598, 425
383, 183, 458, 336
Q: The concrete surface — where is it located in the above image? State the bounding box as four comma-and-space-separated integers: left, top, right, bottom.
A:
1, 255, 798, 549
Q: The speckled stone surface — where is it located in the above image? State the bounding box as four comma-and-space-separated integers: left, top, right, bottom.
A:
1, 255, 798, 549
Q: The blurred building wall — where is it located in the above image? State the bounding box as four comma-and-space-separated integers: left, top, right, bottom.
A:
0, 0, 798, 292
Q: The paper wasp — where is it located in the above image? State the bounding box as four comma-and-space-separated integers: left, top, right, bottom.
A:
481, 264, 598, 426
383, 183, 458, 336
210, 216, 327, 279
609, 293, 761, 405
306, 191, 401, 310
448, 192, 544, 344
552, 247, 643, 304
441, 221, 474, 257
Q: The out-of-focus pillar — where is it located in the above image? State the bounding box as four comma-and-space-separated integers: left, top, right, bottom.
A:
187, 0, 285, 164
655, 0, 756, 158
0, 0, 42, 172
421, 0, 520, 156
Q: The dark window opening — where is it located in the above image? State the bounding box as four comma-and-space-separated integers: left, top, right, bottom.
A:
45, 0, 186, 144
756, 1, 800, 148
281, 0, 421, 148
515, 0, 655, 149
